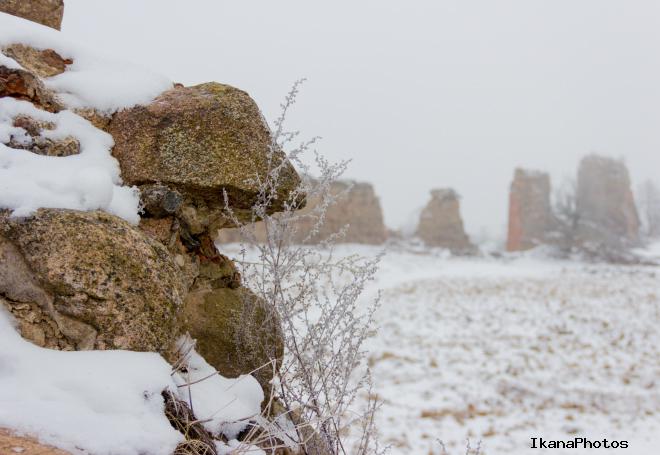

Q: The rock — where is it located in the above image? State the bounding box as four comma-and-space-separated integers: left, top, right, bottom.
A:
140, 184, 183, 218
575, 155, 640, 250
0, 209, 187, 357
73, 107, 112, 130
416, 189, 474, 253
506, 168, 557, 251
0, 65, 62, 112
217, 179, 388, 245
0, 428, 72, 455
183, 287, 283, 394
108, 82, 300, 231
7, 115, 79, 157
2, 43, 71, 78
0, 0, 64, 30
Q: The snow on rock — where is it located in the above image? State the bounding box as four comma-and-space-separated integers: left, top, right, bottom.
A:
0, 11, 174, 222
0, 98, 140, 223
0, 308, 266, 455
0, 12, 172, 113
0, 306, 183, 455
173, 337, 265, 441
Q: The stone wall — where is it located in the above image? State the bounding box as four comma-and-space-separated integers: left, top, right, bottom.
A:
0, 3, 297, 396
575, 155, 640, 250
415, 188, 474, 253
506, 168, 557, 251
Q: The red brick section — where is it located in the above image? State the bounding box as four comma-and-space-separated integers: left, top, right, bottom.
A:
506, 168, 555, 252
506, 183, 524, 251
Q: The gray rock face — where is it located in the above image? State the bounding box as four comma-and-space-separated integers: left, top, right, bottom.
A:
416, 189, 474, 253
575, 155, 640, 250
506, 168, 557, 251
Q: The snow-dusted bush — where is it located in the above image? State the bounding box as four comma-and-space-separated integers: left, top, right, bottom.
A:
223, 80, 383, 455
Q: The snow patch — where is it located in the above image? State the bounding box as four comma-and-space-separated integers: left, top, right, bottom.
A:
0, 12, 172, 113
0, 306, 182, 455
0, 308, 266, 455
173, 337, 264, 440
0, 98, 140, 223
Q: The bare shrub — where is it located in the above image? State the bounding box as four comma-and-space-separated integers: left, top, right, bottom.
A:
552, 176, 579, 251
436, 440, 482, 455
222, 80, 383, 455
636, 179, 660, 240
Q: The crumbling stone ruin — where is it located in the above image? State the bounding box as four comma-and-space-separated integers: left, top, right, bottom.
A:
506, 156, 641, 259
506, 168, 557, 251
217, 179, 388, 245
575, 154, 640, 251
415, 189, 475, 254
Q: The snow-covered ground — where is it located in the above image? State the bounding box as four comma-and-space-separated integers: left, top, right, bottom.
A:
222, 242, 660, 455
350, 245, 660, 455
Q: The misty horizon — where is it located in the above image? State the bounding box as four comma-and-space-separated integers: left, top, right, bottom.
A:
62, 0, 660, 241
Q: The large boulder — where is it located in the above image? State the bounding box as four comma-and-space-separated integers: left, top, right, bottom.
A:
183, 286, 284, 393
506, 168, 557, 251
416, 188, 474, 253
575, 155, 640, 250
108, 82, 300, 233
0, 0, 64, 30
0, 209, 187, 357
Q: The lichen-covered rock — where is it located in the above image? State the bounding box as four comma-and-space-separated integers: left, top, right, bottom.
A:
506, 168, 557, 251
2, 43, 71, 78
0, 0, 64, 30
0, 428, 72, 455
183, 286, 283, 394
0, 209, 187, 357
416, 188, 474, 253
108, 82, 300, 231
6, 115, 79, 156
575, 155, 640, 250
0, 65, 62, 112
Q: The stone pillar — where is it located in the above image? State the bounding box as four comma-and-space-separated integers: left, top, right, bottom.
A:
217, 180, 388, 245
506, 168, 556, 251
416, 188, 474, 253
575, 155, 640, 249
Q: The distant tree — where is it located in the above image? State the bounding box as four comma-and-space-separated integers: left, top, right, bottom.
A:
636, 180, 660, 239
553, 177, 579, 250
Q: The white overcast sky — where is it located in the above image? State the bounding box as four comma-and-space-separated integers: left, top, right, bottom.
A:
63, 0, 660, 240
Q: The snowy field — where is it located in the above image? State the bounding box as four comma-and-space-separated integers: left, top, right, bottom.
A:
358, 245, 660, 455
223, 242, 660, 455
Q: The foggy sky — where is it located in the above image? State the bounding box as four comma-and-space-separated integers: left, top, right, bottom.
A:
62, 0, 660, 241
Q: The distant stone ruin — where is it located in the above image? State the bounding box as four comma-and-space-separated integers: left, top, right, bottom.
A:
217, 180, 388, 245
415, 189, 474, 253
506, 168, 557, 251
575, 155, 640, 250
